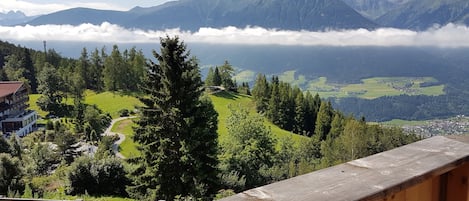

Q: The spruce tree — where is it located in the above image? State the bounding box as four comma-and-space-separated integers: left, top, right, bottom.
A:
213, 67, 222, 86
293, 90, 306, 135
252, 74, 270, 113
314, 101, 334, 142
128, 36, 219, 200
22, 48, 37, 93
266, 81, 281, 125
204, 67, 215, 86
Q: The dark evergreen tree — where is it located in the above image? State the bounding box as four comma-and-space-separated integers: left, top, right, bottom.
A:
277, 82, 294, 131
293, 89, 306, 134
266, 81, 281, 125
36, 63, 65, 115
218, 60, 235, 89
314, 101, 334, 142
89, 48, 104, 91
8, 135, 22, 160
128, 36, 219, 200
0, 153, 23, 196
77, 48, 91, 89
22, 48, 37, 93
252, 74, 270, 113
127, 47, 146, 91
304, 92, 321, 136
238, 82, 251, 95
0, 136, 10, 153
213, 67, 222, 86
204, 67, 215, 86
103, 45, 123, 91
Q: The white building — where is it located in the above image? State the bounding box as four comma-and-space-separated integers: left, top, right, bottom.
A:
0, 81, 37, 137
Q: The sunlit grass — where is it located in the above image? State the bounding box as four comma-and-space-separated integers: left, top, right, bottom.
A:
209, 91, 307, 145
112, 118, 140, 158
84, 90, 142, 118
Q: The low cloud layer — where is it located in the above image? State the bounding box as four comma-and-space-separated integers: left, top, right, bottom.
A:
1, 22, 469, 47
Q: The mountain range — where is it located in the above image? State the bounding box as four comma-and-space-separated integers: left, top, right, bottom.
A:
8, 0, 469, 31
341, 0, 410, 19
377, 0, 469, 30
0, 10, 36, 26
24, 0, 377, 31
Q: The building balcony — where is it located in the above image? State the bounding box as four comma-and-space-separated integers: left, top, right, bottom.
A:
1, 110, 37, 137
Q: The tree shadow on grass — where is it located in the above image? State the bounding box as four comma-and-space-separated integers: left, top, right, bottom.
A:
212, 91, 239, 100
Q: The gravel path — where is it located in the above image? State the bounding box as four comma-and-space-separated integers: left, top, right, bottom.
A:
103, 116, 136, 159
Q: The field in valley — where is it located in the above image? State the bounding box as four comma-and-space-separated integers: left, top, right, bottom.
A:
275, 71, 445, 99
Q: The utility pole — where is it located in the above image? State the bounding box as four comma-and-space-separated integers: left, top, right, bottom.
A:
43, 40, 47, 60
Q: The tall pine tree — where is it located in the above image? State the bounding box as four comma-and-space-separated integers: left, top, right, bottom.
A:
128, 36, 219, 200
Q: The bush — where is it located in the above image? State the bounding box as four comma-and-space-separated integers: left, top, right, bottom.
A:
66, 156, 129, 197
0, 153, 24, 196
118, 109, 129, 117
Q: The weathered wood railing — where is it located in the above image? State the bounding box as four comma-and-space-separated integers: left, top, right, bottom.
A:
221, 135, 469, 201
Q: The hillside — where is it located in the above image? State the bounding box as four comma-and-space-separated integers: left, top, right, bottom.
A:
29, 91, 306, 157
24, 0, 377, 31
377, 0, 469, 30
208, 91, 306, 145
342, 0, 410, 19
28, 91, 142, 119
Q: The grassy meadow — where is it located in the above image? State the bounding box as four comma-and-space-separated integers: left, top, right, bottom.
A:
29, 90, 306, 157
28, 90, 142, 118
209, 91, 307, 145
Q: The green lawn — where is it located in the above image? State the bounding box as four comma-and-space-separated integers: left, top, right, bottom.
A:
209, 91, 307, 145
30, 90, 306, 156
28, 94, 46, 117
112, 118, 140, 158
29, 91, 142, 119
84, 91, 142, 118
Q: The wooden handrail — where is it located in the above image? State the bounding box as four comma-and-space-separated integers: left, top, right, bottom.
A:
221, 135, 469, 201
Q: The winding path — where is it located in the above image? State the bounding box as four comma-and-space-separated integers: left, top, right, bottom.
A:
103, 116, 136, 159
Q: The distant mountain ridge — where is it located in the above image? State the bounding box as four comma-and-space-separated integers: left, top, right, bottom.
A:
341, 0, 410, 19
377, 0, 469, 30
0, 10, 37, 26
24, 0, 377, 31
10, 0, 469, 31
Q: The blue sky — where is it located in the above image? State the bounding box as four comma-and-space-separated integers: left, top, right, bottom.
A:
0, 0, 174, 16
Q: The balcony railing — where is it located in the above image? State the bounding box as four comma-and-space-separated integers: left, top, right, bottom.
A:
221, 135, 469, 201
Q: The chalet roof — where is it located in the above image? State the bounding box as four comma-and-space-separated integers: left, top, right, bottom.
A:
0, 81, 24, 98
221, 135, 469, 201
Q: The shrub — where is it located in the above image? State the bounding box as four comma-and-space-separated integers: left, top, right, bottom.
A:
118, 109, 129, 117
66, 156, 129, 196
0, 153, 24, 196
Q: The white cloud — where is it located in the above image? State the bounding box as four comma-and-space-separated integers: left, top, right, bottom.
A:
1, 22, 469, 47
0, 0, 127, 16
